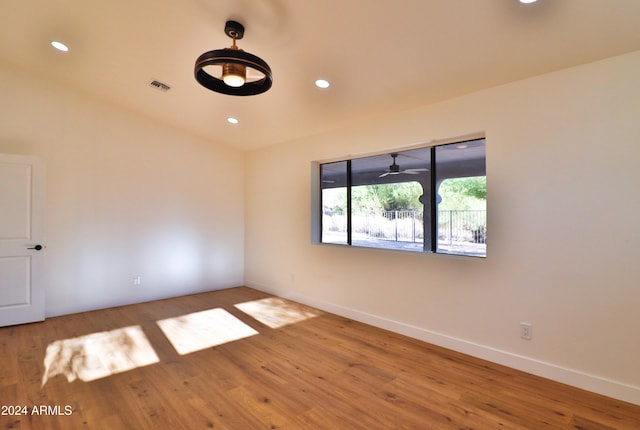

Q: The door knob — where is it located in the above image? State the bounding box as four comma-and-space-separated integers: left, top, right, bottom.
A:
27, 245, 43, 251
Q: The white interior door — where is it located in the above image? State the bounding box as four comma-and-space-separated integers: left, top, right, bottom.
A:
0, 154, 45, 326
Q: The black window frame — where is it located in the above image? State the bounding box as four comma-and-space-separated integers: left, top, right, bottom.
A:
315, 137, 486, 257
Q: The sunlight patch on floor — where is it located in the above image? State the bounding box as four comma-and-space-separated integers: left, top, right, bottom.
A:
157, 308, 258, 355
42, 325, 159, 385
234, 297, 322, 329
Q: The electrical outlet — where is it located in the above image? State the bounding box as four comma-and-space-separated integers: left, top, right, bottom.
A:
520, 322, 532, 340
133, 276, 142, 286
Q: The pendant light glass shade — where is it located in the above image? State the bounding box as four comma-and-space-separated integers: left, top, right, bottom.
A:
222, 63, 246, 87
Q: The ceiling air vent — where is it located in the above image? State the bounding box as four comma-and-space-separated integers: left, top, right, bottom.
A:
149, 80, 171, 92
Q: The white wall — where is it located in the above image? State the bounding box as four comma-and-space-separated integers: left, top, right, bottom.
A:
0, 65, 245, 316
245, 51, 640, 404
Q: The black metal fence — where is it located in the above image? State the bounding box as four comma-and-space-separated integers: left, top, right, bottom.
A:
323, 209, 486, 244
437, 210, 486, 245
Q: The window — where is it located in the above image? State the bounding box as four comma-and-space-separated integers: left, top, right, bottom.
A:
316, 138, 486, 257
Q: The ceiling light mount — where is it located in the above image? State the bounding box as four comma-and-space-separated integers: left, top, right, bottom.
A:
195, 20, 272, 96
224, 20, 244, 40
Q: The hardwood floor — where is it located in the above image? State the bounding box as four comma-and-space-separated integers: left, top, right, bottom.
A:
1, 287, 638, 429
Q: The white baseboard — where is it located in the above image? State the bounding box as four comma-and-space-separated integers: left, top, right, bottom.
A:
45, 281, 240, 318
247, 281, 640, 406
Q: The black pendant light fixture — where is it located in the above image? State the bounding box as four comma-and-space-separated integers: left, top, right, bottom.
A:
194, 20, 273, 96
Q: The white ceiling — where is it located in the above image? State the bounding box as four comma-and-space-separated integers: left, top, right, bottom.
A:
2, 0, 640, 151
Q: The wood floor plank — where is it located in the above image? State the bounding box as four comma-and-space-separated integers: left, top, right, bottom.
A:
1, 286, 639, 429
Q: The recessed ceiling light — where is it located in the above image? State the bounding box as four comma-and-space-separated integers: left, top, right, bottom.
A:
227, 117, 239, 124
50, 40, 69, 52
315, 79, 330, 89
519, 0, 538, 3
